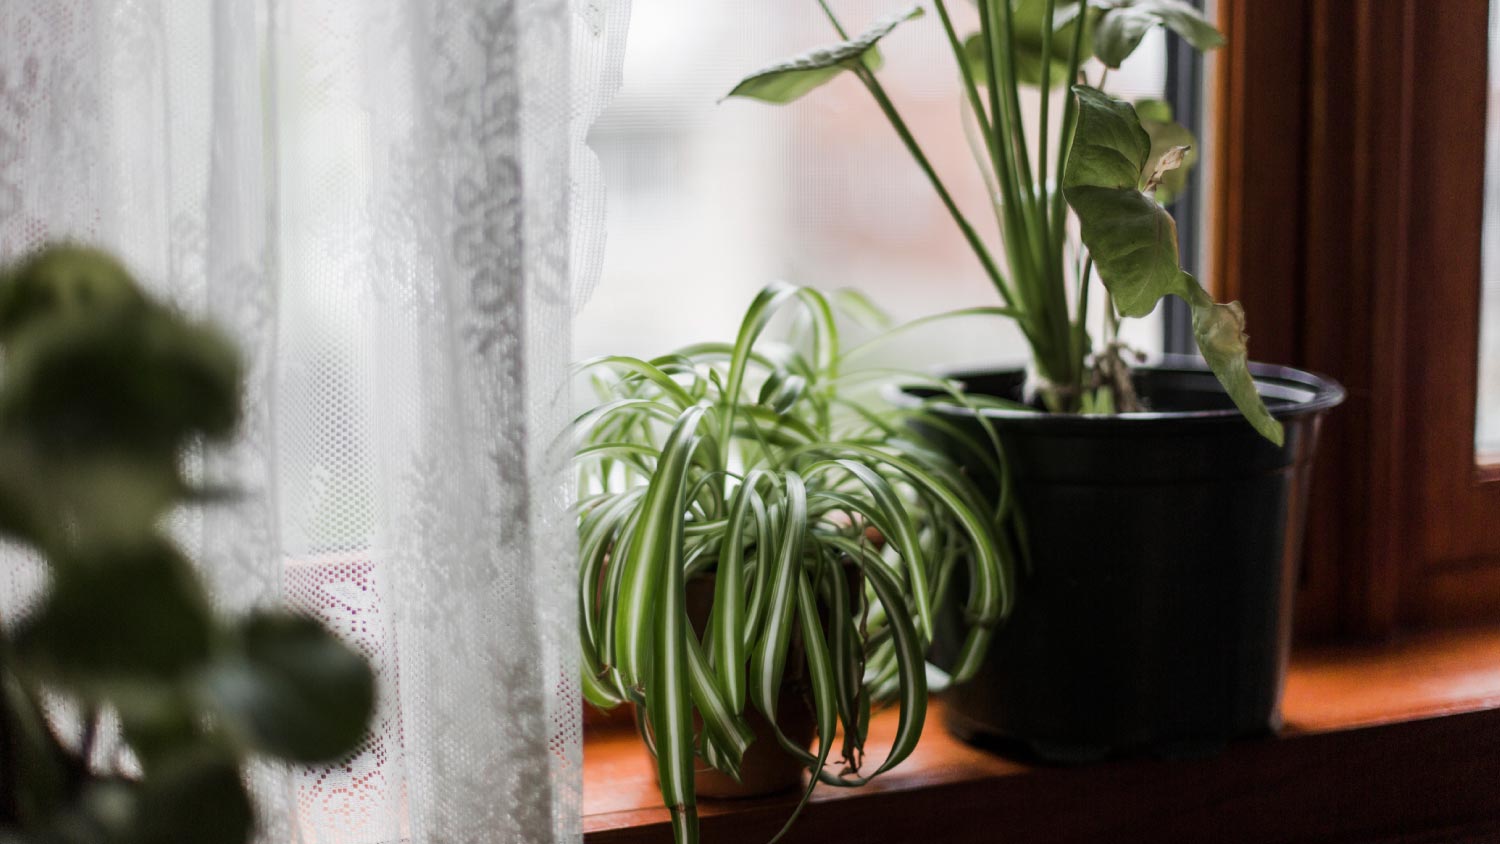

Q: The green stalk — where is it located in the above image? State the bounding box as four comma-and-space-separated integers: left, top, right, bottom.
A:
820, 0, 1016, 311
934, 0, 994, 159
855, 70, 1013, 308
1029, 0, 1078, 394
1051, 0, 1089, 258
986, 0, 1066, 384
1042, 1, 1093, 401
976, 0, 1043, 326
815, 0, 849, 37
933, 0, 1024, 312
1071, 254, 1094, 379
1036, 0, 1057, 256
994, 0, 1038, 217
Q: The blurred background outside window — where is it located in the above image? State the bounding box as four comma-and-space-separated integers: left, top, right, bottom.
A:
578, 0, 1176, 373
1477, 0, 1500, 459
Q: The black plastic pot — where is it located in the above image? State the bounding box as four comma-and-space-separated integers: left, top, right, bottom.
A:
891, 355, 1344, 762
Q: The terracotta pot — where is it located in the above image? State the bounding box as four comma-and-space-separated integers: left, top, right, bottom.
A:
693, 676, 817, 799
677, 576, 817, 799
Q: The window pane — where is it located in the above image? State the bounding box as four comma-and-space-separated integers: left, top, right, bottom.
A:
1480, 1, 1500, 460
580, 1, 1170, 370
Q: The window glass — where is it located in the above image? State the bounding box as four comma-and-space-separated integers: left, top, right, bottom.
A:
580, 1, 1170, 372
1478, 0, 1500, 460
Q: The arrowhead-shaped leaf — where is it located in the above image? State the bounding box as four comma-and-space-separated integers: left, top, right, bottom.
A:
725, 6, 924, 104
1064, 85, 1283, 444
1095, 0, 1224, 68
1063, 85, 1180, 318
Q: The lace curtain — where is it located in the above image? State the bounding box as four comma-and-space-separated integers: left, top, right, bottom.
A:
0, 0, 629, 841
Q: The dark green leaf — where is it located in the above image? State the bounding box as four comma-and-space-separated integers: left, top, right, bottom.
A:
725, 6, 924, 104
202, 612, 374, 763
134, 748, 253, 844
0, 669, 71, 826
25, 779, 138, 844
757, 372, 806, 414
16, 538, 213, 692
119, 694, 201, 773
0, 246, 146, 345
0, 306, 242, 460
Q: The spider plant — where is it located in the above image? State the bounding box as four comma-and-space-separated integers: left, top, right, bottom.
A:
727, 0, 1284, 445
574, 283, 1015, 844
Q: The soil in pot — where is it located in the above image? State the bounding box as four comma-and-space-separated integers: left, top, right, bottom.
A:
895, 356, 1345, 762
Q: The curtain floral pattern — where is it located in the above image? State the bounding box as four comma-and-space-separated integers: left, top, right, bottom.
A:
0, 0, 629, 841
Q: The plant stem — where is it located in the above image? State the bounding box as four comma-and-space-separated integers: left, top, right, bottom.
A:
934, 0, 1022, 310
1072, 254, 1094, 369
970, 0, 1036, 311
815, 0, 850, 38
1049, 5, 1092, 400
1030, 0, 1078, 396
856, 71, 1014, 308
934, 0, 992, 149
1036, 0, 1057, 247
995, 0, 1038, 215
821, 0, 1016, 310
1051, 2, 1089, 257
977, 1, 1043, 321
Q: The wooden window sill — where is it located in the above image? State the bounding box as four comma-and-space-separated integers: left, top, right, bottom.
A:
584, 624, 1500, 843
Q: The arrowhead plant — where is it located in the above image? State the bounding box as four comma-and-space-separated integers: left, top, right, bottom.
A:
727, 0, 1283, 444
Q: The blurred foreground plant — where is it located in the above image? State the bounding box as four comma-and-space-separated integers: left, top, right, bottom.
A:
0, 245, 373, 844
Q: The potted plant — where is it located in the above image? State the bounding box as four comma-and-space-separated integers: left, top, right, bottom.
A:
0, 246, 375, 842
727, 2, 1344, 759
576, 283, 1014, 842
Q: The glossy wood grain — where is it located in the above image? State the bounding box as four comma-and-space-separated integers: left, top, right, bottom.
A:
586, 624, 1500, 843
1213, 0, 1500, 635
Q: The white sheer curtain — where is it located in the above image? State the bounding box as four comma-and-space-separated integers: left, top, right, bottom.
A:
0, 1, 629, 841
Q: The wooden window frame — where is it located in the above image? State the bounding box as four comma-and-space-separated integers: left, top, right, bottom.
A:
587, 9, 1500, 840
1212, 0, 1500, 638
